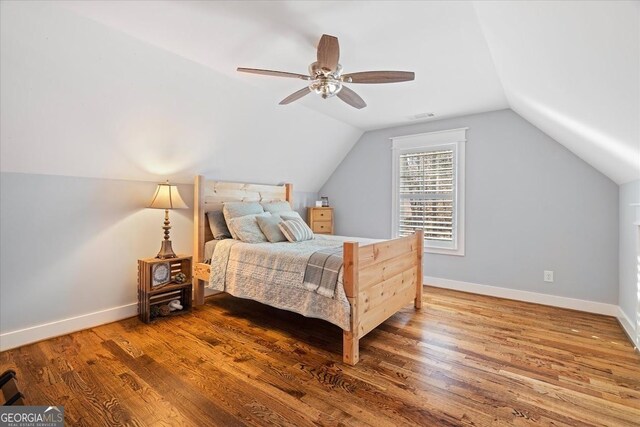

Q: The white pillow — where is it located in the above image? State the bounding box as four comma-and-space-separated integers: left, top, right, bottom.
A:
261, 201, 292, 214
223, 202, 265, 239
227, 212, 271, 243
276, 211, 303, 221
256, 215, 287, 243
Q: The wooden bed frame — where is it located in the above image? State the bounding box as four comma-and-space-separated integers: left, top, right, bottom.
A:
192, 175, 423, 365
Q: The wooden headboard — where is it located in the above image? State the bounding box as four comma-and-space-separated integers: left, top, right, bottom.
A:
193, 176, 292, 263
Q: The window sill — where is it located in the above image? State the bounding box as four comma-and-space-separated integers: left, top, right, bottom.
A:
424, 247, 465, 257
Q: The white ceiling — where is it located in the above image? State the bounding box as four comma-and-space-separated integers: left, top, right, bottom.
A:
1, 1, 638, 187
58, 1, 509, 131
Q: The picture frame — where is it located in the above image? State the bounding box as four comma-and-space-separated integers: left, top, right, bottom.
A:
151, 262, 171, 288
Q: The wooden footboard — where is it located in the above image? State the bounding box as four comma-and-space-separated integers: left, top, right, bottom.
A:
342, 230, 423, 365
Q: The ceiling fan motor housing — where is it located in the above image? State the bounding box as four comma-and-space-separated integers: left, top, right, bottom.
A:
308, 62, 343, 98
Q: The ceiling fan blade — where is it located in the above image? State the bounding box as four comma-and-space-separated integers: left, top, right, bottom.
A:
342, 71, 415, 84
317, 34, 340, 72
337, 86, 366, 109
237, 67, 310, 80
279, 87, 312, 105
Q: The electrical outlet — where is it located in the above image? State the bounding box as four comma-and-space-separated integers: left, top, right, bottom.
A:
544, 270, 554, 282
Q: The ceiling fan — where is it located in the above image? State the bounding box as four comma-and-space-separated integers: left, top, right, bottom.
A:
237, 34, 415, 109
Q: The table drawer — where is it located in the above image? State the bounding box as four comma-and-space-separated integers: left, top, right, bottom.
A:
312, 221, 332, 234
312, 209, 333, 222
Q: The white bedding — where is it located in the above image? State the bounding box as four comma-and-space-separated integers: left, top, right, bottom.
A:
207, 235, 381, 330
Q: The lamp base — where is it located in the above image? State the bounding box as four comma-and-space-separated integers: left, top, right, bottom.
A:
156, 240, 177, 259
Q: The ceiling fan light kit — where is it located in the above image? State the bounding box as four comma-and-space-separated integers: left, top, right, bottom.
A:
237, 34, 415, 109
308, 63, 343, 99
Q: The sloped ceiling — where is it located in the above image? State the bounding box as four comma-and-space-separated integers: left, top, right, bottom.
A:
474, 1, 639, 184
0, 1, 362, 192
1, 1, 637, 188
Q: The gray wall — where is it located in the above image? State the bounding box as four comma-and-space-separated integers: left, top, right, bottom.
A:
320, 109, 620, 304
618, 180, 639, 329
0, 172, 315, 336
0, 173, 192, 335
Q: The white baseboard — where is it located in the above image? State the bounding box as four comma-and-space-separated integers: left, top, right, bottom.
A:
424, 276, 619, 317
0, 303, 137, 351
617, 307, 638, 348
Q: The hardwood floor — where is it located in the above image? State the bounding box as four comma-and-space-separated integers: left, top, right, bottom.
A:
1, 287, 639, 426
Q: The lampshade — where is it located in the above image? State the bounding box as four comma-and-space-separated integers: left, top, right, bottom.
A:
148, 182, 188, 210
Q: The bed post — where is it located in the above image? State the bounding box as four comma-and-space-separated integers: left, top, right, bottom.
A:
193, 175, 205, 306
284, 183, 293, 207
343, 241, 360, 365
415, 230, 424, 309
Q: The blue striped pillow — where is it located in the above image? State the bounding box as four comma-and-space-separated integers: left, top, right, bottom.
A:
278, 218, 314, 242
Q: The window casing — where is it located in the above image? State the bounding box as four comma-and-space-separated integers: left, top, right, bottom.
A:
391, 128, 466, 256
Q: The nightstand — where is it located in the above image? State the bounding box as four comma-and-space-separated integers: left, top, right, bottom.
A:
307, 207, 334, 234
137, 255, 192, 323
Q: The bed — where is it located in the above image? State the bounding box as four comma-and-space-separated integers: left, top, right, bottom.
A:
192, 176, 423, 365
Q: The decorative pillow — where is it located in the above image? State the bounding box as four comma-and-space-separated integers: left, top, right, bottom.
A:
261, 201, 292, 214
227, 212, 271, 243
206, 210, 232, 240
223, 202, 265, 239
276, 211, 303, 221
256, 215, 287, 243
278, 218, 314, 242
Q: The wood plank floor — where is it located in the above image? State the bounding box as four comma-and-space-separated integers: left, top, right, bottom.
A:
1, 287, 639, 426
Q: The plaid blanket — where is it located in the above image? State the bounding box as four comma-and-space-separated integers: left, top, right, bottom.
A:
303, 246, 344, 297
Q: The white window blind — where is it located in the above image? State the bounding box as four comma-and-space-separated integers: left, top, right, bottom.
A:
398, 149, 454, 240
391, 128, 466, 256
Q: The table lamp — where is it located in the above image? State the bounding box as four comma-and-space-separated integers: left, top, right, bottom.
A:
148, 180, 188, 259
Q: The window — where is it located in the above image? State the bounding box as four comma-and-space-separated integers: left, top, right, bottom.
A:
391, 128, 466, 256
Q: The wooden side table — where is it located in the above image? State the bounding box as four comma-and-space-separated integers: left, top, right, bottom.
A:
307, 207, 334, 234
137, 255, 192, 323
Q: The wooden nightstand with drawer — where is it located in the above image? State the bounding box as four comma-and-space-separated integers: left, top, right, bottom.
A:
307, 207, 334, 235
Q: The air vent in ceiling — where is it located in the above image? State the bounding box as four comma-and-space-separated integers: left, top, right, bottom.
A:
410, 112, 435, 120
